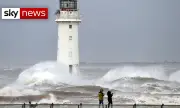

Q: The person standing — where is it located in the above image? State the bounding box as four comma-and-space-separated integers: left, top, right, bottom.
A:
107, 91, 113, 108
98, 88, 104, 108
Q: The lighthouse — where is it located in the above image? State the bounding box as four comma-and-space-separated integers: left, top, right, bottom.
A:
55, 0, 81, 73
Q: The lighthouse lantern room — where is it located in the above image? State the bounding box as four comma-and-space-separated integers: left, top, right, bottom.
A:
60, 0, 77, 11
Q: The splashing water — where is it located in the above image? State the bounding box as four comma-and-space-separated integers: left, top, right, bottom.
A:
169, 70, 180, 82
0, 61, 95, 97
1, 62, 180, 104
100, 66, 168, 82
95, 65, 180, 92
15, 61, 83, 86
38, 93, 58, 104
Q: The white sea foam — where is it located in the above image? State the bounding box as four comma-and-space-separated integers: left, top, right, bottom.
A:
100, 66, 168, 82
0, 61, 93, 96
1, 61, 180, 104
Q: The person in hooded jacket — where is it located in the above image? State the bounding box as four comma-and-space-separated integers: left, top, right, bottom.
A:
98, 88, 104, 108
107, 91, 113, 108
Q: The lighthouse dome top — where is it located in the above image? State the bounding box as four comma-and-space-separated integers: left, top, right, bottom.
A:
60, 0, 78, 11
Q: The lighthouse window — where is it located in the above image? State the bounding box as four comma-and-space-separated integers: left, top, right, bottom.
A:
69, 25, 72, 29
69, 36, 72, 40
69, 52, 72, 57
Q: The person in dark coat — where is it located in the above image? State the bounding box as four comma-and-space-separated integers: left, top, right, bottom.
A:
107, 91, 113, 108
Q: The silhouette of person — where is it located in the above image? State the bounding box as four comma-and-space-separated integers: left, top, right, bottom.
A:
107, 91, 113, 108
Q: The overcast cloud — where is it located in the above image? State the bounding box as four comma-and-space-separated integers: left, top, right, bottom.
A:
0, 0, 180, 66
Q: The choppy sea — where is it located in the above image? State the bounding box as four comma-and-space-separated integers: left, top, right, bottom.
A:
0, 61, 180, 105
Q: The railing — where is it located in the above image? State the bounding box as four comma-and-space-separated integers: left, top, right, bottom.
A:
0, 103, 179, 108
55, 10, 81, 21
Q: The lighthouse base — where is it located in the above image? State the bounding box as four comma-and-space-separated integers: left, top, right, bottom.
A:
69, 64, 80, 75
69, 65, 73, 74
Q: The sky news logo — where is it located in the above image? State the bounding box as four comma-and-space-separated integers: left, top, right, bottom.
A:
2, 8, 48, 19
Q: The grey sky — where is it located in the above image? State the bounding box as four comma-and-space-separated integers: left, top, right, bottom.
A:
0, 0, 180, 65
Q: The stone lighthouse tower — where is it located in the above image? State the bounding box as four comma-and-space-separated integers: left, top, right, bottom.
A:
55, 0, 81, 73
